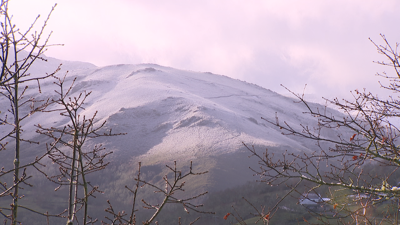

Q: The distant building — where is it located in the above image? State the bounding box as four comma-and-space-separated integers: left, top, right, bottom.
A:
299, 193, 330, 211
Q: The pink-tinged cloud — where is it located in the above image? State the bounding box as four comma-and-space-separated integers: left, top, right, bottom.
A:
7, 0, 400, 101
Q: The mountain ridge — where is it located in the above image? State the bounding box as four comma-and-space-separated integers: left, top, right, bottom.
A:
0, 57, 347, 223
2, 56, 342, 173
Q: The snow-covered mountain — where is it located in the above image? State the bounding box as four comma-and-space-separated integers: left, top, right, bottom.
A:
1, 56, 343, 195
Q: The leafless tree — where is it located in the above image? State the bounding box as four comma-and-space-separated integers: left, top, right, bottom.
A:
35, 73, 124, 225
0, 1, 214, 224
243, 34, 400, 224
103, 161, 213, 225
0, 1, 59, 224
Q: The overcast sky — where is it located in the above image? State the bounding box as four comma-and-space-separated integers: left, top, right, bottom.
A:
8, 0, 400, 102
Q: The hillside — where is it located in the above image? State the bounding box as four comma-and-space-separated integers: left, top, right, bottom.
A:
0, 56, 346, 223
